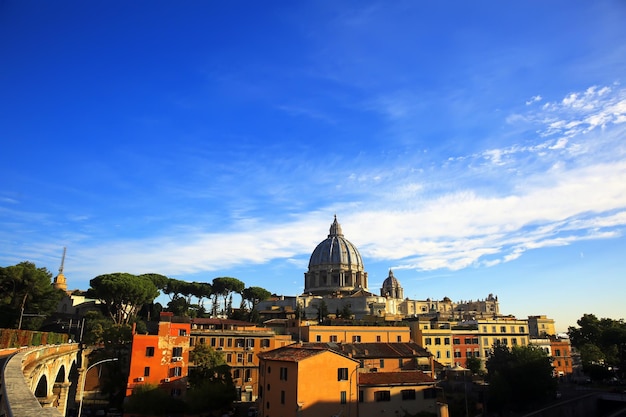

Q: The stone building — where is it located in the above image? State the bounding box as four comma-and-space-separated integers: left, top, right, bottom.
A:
259, 216, 500, 322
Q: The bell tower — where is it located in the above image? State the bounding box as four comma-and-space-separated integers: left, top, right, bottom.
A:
53, 247, 68, 292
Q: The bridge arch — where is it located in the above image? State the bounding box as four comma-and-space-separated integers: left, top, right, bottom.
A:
1, 344, 80, 417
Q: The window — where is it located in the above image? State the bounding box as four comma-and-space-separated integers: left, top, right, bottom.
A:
510, 326, 515, 333
338, 368, 348, 381
178, 329, 187, 336
261, 339, 270, 348
436, 351, 441, 359
453, 338, 461, 345
245, 369, 251, 380
330, 335, 338, 342
502, 338, 508, 345
483, 326, 487, 332
226, 353, 232, 363
171, 367, 182, 377
397, 335, 402, 342
280, 367, 288, 381
423, 388, 436, 399
352, 335, 361, 343
376, 335, 382, 342
464, 338, 471, 344
519, 326, 525, 333
435, 337, 441, 345
444, 337, 450, 345
401, 389, 416, 400
173, 346, 183, 357
144, 367, 150, 376
316, 335, 322, 342
211, 337, 216, 347
454, 351, 462, 358
341, 391, 347, 404
472, 337, 479, 344
237, 353, 243, 363
145, 347, 155, 357
492, 326, 496, 332
374, 391, 391, 402
425, 337, 432, 345
511, 338, 518, 346
248, 353, 254, 363
466, 350, 472, 358
483, 338, 489, 346
233, 369, 240, 378
227, 338, 232, 347
219, 338, 225, 347
500, 326, 506, 333
359, 390, 364, 403
474, 349, 480, 357
247, 339, 255, 348
280, 390, 285, 404
555, 349, 561, 357
200, 337, 206, 345
399, 359, 403, 368
446, 351, 451, 358
379, 359, 385, 368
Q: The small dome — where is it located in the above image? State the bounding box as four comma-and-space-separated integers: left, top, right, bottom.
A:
380, 269, 404, 299
382, 269, 401, 288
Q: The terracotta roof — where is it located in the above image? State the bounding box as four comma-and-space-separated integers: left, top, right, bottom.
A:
190, 317, 258, 326
305, 342, 432, 359
358, 371, 435, 386
258, 344, 358, 363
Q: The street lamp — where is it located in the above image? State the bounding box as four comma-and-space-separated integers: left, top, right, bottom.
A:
78, 357, 119, 417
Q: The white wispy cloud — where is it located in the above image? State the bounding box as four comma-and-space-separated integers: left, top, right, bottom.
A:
3, 85, 625, 284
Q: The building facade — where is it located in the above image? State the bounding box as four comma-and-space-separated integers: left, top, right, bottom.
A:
126, 312, 191, 398
189, 317, 294, 401
258, 345, 360, 417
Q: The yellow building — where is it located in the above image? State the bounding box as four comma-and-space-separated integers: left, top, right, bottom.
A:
358, 371, 445, 417
528, 315, 556, 337
475, 317, 530, 358
190, 318, 294, 401
298, 324, 411, 344
408, 319, 454, 366
258, 345, 360, 417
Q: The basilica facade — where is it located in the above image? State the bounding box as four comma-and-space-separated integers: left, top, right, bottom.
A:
259, 216, 499, 322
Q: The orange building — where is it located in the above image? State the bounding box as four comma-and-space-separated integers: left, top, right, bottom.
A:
189, 318, 294, 401
258, 345, 360, 417
550, 336, 573, 377
297, 324, 411, 344
126, 312, 191, 398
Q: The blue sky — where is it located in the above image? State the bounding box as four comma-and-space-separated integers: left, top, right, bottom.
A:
1, 1, 625, 332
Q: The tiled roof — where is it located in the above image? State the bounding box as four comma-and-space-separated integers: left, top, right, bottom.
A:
358, 371, 435, 386
191, 317, 258, 326
258, 344, 357, 363
305, 342, 432, 359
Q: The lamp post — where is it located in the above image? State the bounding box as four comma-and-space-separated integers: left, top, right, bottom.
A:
78, 357, 119, 417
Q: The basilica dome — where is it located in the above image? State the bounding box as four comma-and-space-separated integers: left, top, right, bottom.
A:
304, 216, 368, 295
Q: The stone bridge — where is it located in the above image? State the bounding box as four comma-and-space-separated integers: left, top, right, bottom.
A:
1, 344, 81, 417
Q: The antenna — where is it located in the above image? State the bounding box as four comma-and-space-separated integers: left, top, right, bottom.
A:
59, 247, 66, 274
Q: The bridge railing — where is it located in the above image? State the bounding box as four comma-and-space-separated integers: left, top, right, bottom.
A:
1, 344, 79, 417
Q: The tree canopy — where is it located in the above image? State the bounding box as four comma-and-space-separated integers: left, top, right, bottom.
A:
0, 262, 65, 329
568, 313, 626, 379
486, 343, 557, 413
88, 273, 159, 325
